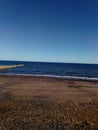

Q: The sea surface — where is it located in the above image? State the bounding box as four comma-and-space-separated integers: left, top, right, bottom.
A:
0, 60, 98, 80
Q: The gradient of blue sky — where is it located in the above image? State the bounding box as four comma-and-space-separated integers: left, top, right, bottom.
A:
0, 0, 98, 63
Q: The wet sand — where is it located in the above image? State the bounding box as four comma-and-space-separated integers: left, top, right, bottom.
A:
0, 75, 98, 129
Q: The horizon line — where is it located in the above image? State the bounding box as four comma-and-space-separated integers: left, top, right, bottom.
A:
0, 59, 98, 65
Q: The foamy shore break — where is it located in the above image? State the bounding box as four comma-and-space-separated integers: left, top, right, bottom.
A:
0, 73, 98, 82
0, 64, 24, 71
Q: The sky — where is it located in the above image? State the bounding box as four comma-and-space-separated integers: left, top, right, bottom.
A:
0, 0, 98, 63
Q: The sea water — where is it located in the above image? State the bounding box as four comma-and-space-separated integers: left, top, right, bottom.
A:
0, 60, 98, 81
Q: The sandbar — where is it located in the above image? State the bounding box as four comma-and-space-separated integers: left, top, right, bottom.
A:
0, 64, 24, 71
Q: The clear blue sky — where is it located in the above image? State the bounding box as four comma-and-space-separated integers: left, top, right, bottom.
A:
0, 0, 98, 63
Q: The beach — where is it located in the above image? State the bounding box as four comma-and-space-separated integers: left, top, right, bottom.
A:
0, 74, 98, 129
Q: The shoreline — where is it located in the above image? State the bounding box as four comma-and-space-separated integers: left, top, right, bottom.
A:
0, 73, 98, 82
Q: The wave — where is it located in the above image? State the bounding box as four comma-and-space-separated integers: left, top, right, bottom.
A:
31, 74, 98, 81
0, 73, 98, 81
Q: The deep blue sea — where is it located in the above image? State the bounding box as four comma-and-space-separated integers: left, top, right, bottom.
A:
0, 60, 98, 80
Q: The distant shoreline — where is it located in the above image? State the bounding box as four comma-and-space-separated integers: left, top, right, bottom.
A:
0, 64, 24, 71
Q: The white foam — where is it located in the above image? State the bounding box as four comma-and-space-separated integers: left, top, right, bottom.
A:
31, 74, 98, 81
0, 73, 98, 81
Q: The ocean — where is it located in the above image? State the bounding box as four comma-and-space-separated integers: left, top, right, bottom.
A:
0, 60, 98, 80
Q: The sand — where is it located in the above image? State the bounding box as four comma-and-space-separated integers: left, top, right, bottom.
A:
0, 75, 98, 129
0, 64, 24, 71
